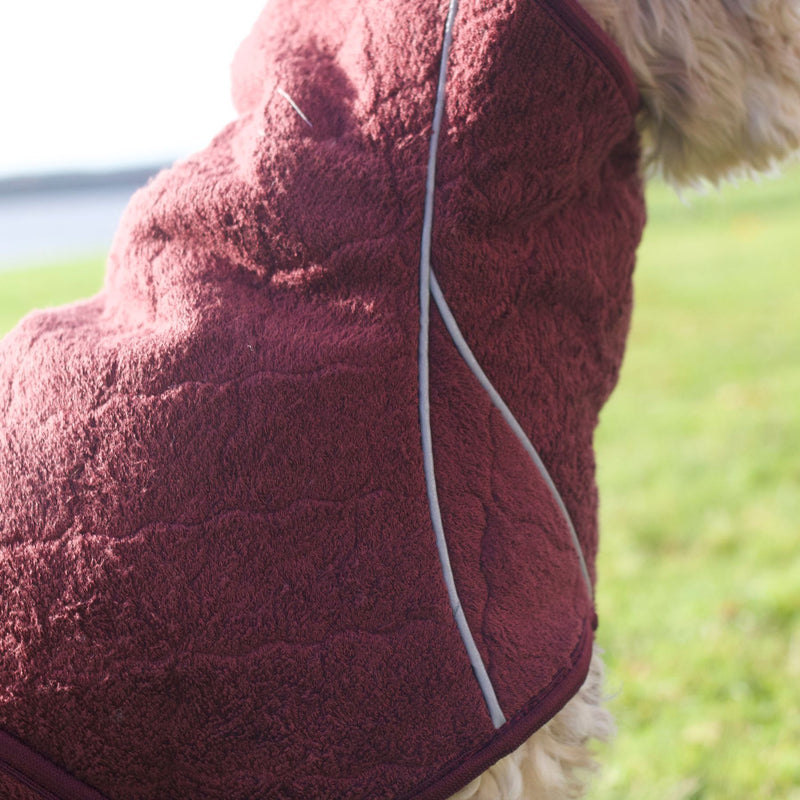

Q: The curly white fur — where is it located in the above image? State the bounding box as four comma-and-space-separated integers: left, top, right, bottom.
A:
447, 647, 613, 800
581, 0, 800, 185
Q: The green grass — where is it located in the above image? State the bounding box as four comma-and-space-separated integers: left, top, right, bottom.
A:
593, 165, 800, 800
0, 255, 106, 336
1, 166, 799, 798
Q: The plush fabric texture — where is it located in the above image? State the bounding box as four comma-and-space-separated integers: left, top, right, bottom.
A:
0, 0, 645, 797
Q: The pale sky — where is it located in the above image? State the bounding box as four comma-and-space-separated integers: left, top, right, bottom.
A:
0, 0, 267, 177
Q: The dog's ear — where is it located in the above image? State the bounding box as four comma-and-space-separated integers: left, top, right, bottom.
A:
580, 0, 800, 186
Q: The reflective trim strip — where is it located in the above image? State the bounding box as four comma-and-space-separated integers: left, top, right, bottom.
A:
276, 88, 314, 128
430, 271, 593, 599
418, 0, 506, 730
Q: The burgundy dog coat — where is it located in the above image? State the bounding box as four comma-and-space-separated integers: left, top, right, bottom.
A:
0, 0, 645, 797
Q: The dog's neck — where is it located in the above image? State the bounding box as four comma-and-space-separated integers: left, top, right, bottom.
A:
578, 0, 800, 184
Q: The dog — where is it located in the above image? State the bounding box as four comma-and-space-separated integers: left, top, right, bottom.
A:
0, 1, 798, 799
453, 1, 800, 798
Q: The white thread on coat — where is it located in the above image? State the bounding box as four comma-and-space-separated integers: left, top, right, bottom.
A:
277, 88, 313, 128
430, 271, 594, 600
418, 0, 507, 730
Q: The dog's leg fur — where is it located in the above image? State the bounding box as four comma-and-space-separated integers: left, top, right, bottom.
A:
448, 646, 613, 800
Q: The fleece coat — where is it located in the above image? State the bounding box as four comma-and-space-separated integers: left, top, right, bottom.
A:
0, 0, 646, 797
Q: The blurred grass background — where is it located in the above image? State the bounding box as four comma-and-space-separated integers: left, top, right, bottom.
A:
0, 254, 106, 336
593, 165, 800, 800
0, 165, 798, 798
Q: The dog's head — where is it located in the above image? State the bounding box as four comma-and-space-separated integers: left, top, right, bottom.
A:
582, 0, 800, 185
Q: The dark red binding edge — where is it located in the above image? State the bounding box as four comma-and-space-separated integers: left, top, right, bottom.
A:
543, 0, 641, 113
0, 730, 109, 800
403, 617, 595, 800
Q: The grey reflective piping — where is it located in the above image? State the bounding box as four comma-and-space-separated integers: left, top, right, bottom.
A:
276, 88, 314, 128
418, 0, 507, 730
430, 271, 594, 600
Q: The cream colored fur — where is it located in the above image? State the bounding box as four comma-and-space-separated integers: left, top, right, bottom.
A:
583, 0, 800, 185
449, 646, 613, 800
446, 2, 800, 798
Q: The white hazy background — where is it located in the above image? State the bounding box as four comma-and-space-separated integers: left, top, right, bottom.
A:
0, 0, 268, 178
